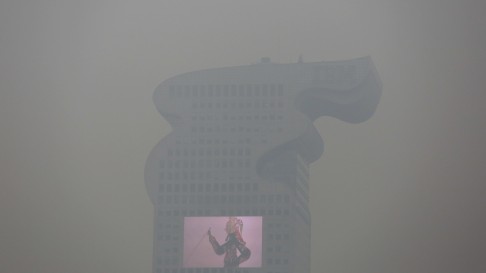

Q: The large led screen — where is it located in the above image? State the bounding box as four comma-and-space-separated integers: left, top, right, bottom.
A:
183, 216, 263, 268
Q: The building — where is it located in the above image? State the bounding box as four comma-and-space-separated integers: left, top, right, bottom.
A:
145, 57, 382, 273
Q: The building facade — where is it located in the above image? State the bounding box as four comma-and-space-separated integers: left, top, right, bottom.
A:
145, 57, 382, 273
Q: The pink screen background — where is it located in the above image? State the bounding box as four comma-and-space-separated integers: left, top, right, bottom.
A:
183, 216, 263, 268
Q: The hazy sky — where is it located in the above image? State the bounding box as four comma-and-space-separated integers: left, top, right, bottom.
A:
1, 1, 485, 273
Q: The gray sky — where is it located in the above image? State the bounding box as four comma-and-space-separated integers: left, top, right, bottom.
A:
1, 1, 485, 272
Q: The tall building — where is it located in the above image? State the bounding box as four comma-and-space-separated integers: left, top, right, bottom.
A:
145, 57, 381, 273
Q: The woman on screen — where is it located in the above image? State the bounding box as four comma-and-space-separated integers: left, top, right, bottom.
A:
207, 217, 251, 267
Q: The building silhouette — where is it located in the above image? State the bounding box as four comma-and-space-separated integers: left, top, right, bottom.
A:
145, 57, 382, 273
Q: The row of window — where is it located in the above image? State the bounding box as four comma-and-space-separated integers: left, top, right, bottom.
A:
166, 147, 251, 157
156, 208, 290, 218
190, 126, 283, 134
157, 195, 291, 206
174, 137, 252, 145
266, 245, 284, 253
160, 159, 252, 170
189, 114, 285, 122
266, 233, 290, 241
159, 170, 251, 182
157, 233, 179, 242
157, 223, 180, 230
156, 257, 178, 267
168, 83, 284, 98
221, 114, 284, 121
190, 101, 284, 109
159, 182, 259, 193
266, 257, 289, 265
